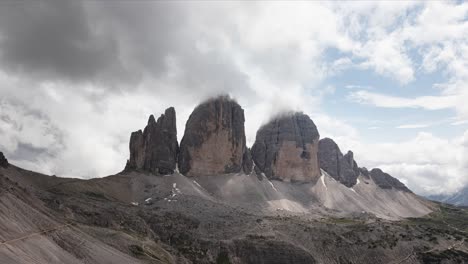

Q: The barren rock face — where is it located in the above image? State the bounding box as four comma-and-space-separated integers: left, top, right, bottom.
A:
318, 138, 358, 187
0, 152, 8, 168
251, 113, 321, 182
126, 107, 178, 174
178, 96, 251, 176
359, 167, 371, 179
344, 150, 360, 178
242, 148, 253, 174
370, 168, 411, 192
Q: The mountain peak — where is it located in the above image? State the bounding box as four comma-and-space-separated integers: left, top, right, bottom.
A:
318, 138, 359, 187
126, 107, 178, 174
370, 168, 411, 193
0, 152, 8, 168
178, 96, 251, 176
251, 112, 321, 182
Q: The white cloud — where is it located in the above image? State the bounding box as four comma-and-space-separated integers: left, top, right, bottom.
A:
396, 124, 432, 129
349, 90, 458, 110
346, 1, 468, 121
336, 131, 468, 196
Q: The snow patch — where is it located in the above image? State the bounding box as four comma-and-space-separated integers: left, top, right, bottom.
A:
321, 175, 328, 191
164, 182, 182, 202
356, 178, 360, 186
268, 180, 278, 192
193, 180, 202, 188
131, 202, 139, 206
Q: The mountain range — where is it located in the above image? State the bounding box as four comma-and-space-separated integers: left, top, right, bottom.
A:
0, 95, 467, 263
429, 186, 468, 207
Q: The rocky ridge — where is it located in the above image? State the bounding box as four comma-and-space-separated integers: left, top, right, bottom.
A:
317, 138, 359, 187
123, 96, 412, 194
370, 168, 411, 193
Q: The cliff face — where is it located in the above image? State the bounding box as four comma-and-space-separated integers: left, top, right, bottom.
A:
126, 107, 178, 174
318, 138, 359, 187
0, 152, 8, 168
178, 96, 251, 176
251, 113, 321, 182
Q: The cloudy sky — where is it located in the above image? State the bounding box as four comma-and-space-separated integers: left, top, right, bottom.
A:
0, 1, 467, 196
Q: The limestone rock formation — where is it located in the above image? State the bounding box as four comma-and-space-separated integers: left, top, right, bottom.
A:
317, 138, 359, 187
126, 107, 178, 174
0, 152, 8, 168
370, 168, 411, 192
344, 151, 360, 177
178, 96, 251, 176
242, 148, 253, 174
359, 167, 371, 179
251, 112, 321, 182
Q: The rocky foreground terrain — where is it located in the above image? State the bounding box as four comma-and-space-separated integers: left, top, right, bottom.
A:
1, 96, 467, 263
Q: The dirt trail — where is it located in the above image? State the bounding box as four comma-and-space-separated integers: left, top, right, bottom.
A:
0, 223, 73, 246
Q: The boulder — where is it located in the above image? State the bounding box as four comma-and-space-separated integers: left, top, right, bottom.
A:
0, 152, 8, 168
178, 96, 250, 176
317, 138, 358, 187
251, 112, 321, 182
126, 107, 178, 174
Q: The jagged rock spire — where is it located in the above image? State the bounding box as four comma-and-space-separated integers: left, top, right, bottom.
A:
318, 138, 359, 187
126, 107, 178, 174
0, 152, 8, 168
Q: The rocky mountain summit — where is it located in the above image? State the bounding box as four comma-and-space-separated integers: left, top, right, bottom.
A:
0, 151, 8, 168
370, 168, 411, 192
125, 107, 178, 174
251, 112, 321, 182
318, 138, 359, 187
122, 95, 413, 195
178, 96, 251, 176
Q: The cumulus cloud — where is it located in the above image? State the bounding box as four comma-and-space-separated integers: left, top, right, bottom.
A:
348, 1, 468, 121
0, 1, 123, 83
337, 132, 468, 196
349, 90, 457, 110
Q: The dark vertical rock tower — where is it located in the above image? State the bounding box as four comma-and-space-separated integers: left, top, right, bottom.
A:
0, 152, 8, 168
251, 113, 321, 182
317, 138, 359, 187
178, 96, 252, 176
126, 107, 178, 174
